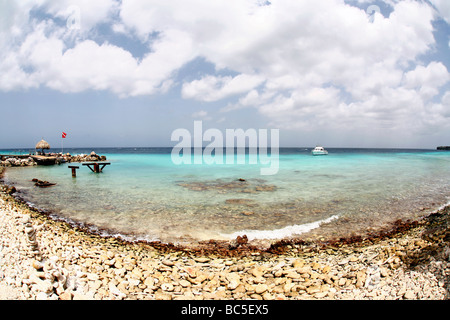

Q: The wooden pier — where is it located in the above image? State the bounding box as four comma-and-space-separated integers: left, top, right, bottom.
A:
68, 165, 79, 177
31, 155, 57, 165
82, 162, 111, 173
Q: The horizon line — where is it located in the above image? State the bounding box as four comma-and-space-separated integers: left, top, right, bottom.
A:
0, 146, 442, 151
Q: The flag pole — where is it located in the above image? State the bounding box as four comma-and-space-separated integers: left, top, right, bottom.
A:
61, 132, 67, 155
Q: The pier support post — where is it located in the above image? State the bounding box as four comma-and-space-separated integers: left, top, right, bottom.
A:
68, 166, 79, 177
82, 162, 111, 173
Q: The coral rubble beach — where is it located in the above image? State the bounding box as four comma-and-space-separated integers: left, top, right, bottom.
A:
0, 166, 449, 300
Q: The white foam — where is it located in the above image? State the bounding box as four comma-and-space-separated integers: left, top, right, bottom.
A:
221, 215, 339, 241
437, 199, 450, 212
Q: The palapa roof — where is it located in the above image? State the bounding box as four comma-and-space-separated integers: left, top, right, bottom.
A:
35, 139, 50, 150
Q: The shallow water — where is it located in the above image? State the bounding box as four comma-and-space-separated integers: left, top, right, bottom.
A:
2, 148, 449, 244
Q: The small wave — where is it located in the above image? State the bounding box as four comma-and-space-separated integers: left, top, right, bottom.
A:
437, 199, 450, 212
221, 215, 339, 241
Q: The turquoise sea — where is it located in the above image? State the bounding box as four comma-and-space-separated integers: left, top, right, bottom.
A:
1, 148, 449, 245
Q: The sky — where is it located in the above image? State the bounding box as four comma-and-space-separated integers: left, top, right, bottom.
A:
0, 0, 449, 149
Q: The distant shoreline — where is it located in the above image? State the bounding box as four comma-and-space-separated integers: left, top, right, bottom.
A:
0, 146, 440, 153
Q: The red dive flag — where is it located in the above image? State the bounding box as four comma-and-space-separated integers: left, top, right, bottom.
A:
62, 132, 67, 138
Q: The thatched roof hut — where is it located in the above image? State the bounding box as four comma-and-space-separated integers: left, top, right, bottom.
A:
35, 139, 50, 155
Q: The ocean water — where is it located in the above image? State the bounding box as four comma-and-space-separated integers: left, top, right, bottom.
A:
2, 148, 449, 244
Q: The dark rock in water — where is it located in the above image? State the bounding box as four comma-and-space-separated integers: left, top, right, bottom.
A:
225, 199, 254, 205
437, 146, 450, 150
0, 185, 16, 194
229, 234, 248, 249
6, 186, 16, 195
237, 234, 248, 245
178, 178, 276, 194
255, 185, 276, 192
34, 179, 56, 188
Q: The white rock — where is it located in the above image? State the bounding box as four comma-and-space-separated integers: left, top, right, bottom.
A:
161, 283, 174, 292
404, 290, 415, 300
109, 283, 126, 299
226, 273, 241, 290
35, 292, 49, 300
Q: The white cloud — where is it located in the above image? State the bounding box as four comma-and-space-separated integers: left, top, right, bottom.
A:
2, 20, 195, 97
0, 0, 448, 141
257, 86, 342, 130
0, 51, 37, 91
42, 0, 119, 33
133, 28, 197, 96
182, 74, 265, 102
0, 0, 440, 95
404, 62, 450, 100
191, 110, 212, 121
14, 22, 139, 96
255, 60, 450, 133
429, 0, 450, 23
430, 91, 450, 121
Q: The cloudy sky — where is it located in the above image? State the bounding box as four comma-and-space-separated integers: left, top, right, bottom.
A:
0, 0, 449, 149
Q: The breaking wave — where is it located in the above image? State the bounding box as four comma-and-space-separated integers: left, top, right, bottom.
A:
221, 215, 339, 240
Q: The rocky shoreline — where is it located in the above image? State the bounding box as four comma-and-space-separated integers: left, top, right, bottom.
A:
0, 151, 106, 167
0, 169, 449, 300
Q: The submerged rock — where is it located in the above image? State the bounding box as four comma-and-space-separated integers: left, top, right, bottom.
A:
33, 179, 56, 188
229, 234, 249, 249
5, 186, 16, 195
225, 199, 254, 205
177, 178, 276, 194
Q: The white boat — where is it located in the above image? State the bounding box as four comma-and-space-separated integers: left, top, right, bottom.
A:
311, 146, 328, 155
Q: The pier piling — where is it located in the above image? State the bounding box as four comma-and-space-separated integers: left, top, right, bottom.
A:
68, 165, 79, 177
82, 162, 111, 173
